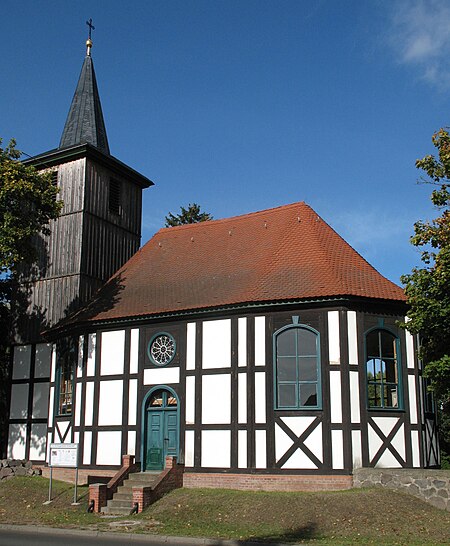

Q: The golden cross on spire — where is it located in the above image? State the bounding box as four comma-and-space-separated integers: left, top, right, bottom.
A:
85, 18, 95, 56
86, 18, 95, 40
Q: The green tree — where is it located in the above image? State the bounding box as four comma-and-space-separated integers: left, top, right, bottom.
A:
165, 203, 213, 227
0, 139, 62, 273
401, 128, 450, 465
0, 138, 62, 457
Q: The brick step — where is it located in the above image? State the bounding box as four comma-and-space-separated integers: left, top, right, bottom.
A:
116, 479, 158, 492
103, 505, 134, 516
107, 498, 135, 509
112, 491, 134, 501
127, 472, 160, 481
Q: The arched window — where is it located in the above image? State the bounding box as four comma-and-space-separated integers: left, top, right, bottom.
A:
366, 329, 402, 409
274, 325, 321, 409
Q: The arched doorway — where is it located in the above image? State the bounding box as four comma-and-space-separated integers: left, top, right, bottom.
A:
142, 387, 179, 471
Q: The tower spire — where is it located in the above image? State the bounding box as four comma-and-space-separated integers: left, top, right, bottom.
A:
59, 20, 110, 155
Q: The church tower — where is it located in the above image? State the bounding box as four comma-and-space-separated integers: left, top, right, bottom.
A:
15, 27, 152, 343
7, 26, 152, 461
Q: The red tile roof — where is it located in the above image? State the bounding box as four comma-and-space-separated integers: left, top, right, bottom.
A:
69, 202, 405, 324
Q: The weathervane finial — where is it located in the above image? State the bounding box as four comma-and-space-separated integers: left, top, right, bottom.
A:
86, 18, 95, 56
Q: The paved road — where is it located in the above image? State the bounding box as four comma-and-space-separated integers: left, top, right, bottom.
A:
0, 528, 167, 546
0, 526, 257, 546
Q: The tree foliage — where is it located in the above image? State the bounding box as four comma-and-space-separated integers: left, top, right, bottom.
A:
0, 138, 62, 273
401, 128, 450, 406
165, 203, 213, 227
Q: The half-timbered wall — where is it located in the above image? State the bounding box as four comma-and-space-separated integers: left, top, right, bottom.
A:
12, 304, 439, 475
49, 329, 141, 468
43, 307, 435, 473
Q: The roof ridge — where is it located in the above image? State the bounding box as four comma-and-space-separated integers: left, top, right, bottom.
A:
158, 201, 308, 234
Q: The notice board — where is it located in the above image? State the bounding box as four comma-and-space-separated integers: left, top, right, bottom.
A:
49, 443, 79, 468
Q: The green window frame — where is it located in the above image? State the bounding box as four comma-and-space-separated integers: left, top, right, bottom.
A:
365, 328, 402, 410
274, 324, 321, 410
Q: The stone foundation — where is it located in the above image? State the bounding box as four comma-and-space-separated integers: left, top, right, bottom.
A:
353, 468, 450, 511
0, 459, 42, 480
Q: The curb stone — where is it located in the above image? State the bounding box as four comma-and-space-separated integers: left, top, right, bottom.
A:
0, 524, 292, 546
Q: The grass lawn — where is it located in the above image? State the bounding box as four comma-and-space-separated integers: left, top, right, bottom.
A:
0, 476, 449, 544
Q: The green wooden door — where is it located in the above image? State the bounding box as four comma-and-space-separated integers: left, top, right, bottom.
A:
145, 389, 178, 471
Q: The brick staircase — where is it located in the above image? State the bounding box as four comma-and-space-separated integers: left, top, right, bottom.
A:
89, 456, 184, 514
103, 471, 160, 515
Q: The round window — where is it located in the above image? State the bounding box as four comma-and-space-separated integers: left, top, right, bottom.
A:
147, 333, 176, 366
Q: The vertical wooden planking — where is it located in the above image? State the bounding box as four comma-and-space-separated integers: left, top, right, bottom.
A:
17, 154, 146, 342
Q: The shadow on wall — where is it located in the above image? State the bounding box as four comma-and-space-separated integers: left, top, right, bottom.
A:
6, 254, 127, 460
55, 270, 127, 338
12, 242, 50, 345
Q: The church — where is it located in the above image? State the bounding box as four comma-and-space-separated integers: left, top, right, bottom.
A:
7, 31, 439, 491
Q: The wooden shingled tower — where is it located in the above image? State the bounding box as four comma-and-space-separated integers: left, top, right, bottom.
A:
15, 25, 153, 343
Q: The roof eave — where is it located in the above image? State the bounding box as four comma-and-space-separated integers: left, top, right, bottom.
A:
43, 294, 408, 340
23, 143, 153, 188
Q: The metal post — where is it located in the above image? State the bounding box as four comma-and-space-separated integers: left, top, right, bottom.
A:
73, 467, 78, 504
44, 466, 53, 504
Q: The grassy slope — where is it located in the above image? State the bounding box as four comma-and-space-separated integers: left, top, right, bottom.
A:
0, 477, 449, 544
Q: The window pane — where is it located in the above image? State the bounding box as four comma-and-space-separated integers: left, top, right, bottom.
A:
298, 357, 317, 382
167, 395, 177, 407
150, 390, 164, 406
277, 330, 296, 356
385, 359, 398, 383
278, 384, 296, 408
368, 384, 382, 408
380, 331, 396, 359
64, 395, 72, 415
367, 382, 376, 406
300, 384, 317, 407
278, 357, 297, 381
366, 330, 379, 359
297, 329, 317, 356
373, 358, 383, 380
366, 358, 376, 380
384, 385, 399, 408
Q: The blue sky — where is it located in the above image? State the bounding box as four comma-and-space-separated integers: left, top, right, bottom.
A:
2, 0, 449, 284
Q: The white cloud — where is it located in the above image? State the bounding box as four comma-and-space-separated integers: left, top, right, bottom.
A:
386, 0, 450, 89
